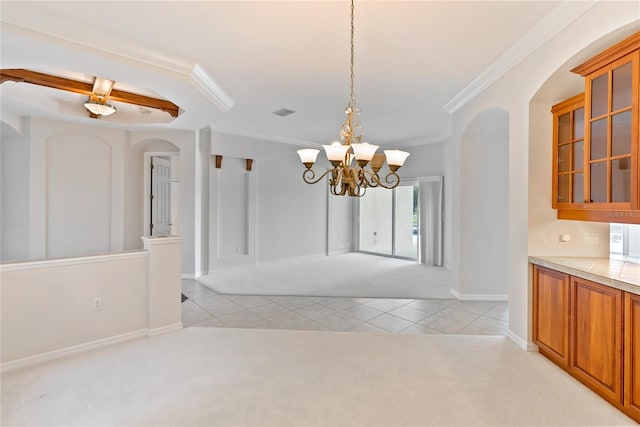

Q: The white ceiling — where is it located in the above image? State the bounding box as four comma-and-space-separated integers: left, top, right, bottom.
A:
0, 1, 564, 147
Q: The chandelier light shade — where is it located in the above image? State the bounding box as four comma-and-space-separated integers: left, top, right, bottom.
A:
297, 0, 409, 197
84, 94, 117, 117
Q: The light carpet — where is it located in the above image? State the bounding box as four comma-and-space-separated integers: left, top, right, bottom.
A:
198, 252, 453, 299
1, 327, 633, 426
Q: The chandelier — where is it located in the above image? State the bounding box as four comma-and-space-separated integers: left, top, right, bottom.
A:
297, 0, 409, 197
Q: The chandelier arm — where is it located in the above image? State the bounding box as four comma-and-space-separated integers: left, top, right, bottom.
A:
302, 168, 334, 185
375, 171, 401, 189
361, 168, 382, 187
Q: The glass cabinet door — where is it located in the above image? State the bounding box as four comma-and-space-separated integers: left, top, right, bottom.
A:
585, 53, 637, 207
552, 95, 585, 207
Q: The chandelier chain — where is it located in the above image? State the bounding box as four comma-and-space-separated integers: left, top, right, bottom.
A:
296, 0, 410, 197
349, 0, 355, 109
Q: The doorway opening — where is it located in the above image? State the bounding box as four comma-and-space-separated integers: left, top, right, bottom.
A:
143, 152, 180, 238
357, 176, 443, 265
358, 184, 419, 260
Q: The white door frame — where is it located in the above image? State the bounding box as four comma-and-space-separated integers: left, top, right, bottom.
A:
143, 152, 179, 237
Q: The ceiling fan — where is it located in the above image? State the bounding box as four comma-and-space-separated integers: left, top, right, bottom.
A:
0, 69, 179, 119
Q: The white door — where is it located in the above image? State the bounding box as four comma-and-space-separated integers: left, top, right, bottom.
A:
150, 156, 172, 236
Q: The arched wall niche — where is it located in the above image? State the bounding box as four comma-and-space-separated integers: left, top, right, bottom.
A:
45, 132, 112, 258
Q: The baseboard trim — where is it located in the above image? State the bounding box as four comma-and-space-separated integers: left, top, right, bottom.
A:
0, 329, 148, 373
449, 288, 508, 301
147, 323, 183, 337
327, 249, 351, 256
181, 274, 196, 279
506, 330, 538, 352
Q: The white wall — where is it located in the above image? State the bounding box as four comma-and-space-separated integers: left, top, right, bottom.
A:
328, 190, 353, 254
448, 2, 638, 347
46, 133, 112, 258
1, 237, 183, 369
0, 118, 200, 276
130, 130, 198, 277
1, 121, 30, 261
256, 151, 328, 262
400, 142, 445, 178
1, 252, 148, 364
459, 108, 509, 298
209, 132, 329, 270
28, 118, 127, 259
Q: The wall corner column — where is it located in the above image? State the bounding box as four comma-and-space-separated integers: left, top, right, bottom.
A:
142, 236, 183, 335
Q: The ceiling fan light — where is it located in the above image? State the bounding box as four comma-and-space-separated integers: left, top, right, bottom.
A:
84, 100, 117, 116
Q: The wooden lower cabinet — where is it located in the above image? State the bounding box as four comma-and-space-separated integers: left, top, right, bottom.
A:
570, 277, 623, 407
625, 292, 640, 420
532, 266, 570, 369
532, 265, 640, 422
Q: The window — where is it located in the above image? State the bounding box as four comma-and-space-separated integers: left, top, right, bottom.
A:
610, 223, 640, 261
358, 185, 418, 260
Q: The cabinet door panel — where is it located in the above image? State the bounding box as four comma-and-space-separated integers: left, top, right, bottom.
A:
591, 73, 609, 118
625, 293, 640, 421
551, 94, 586, 209
571, 277, 623, 406
612, 61, 633, 110
533, 266, 570, 368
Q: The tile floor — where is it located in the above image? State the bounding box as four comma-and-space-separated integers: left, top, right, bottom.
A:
182, 280, 509, 336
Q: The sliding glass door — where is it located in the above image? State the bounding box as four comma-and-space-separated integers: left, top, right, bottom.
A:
358, 184, 418, 260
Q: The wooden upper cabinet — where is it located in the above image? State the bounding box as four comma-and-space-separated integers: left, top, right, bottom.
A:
625, 292, 640, 421
582, 51, 638, 209
553, 31, 640, 223
552, 94, 585, 208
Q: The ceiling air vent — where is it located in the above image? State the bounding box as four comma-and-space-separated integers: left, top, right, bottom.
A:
273, 108, 296, 117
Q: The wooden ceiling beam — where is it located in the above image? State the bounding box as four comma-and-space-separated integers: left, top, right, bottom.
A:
108, 89, 179, 117
1, 68, 93, 94
0, 68, 179, 117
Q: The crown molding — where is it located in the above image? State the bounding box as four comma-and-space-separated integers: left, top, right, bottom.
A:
394, 131, 453, 149
1, 22, 193, 75
212, 126, 319, 148
190, 64, 235, 113
1, 23, 235, 116
443, 0, 597, 114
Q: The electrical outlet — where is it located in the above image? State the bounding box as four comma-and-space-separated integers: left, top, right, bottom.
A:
92, 297, 103, 312
538, 233, 548, 245
586, 233, 600, 245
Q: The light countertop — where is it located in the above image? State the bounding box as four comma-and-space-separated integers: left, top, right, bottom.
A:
529, 256, 640, 295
